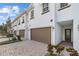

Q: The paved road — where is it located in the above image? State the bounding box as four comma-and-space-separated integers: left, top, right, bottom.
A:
0, 40, 48, 56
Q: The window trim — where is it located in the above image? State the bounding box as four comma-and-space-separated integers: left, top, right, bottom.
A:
58, 4, 71, 11
30, 10, 34, 20
41, 3, 49, 15
22, 17, 24, 23
18, 20, 20, 25
60, 3, 68, 8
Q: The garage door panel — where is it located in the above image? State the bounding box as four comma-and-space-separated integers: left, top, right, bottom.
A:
31, 27, 51, 44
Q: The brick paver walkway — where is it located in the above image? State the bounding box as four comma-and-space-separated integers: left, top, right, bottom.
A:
0, 40, 48, 56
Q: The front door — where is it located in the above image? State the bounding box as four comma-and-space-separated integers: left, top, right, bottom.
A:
65, 29, 71, 42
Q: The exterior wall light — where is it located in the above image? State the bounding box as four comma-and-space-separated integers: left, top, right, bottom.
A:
50, 19, 53, 22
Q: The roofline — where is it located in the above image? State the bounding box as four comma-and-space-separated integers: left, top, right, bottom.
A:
11, 10, 27, 24
11, 3, 33, 24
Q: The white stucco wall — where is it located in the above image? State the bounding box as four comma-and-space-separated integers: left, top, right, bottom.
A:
72, 4, 79, 51
54, 3, 73, 45
28, 3, 56, 44
56, 4, 73, 22
29, 3, 55, 29
55, 23, 62, 45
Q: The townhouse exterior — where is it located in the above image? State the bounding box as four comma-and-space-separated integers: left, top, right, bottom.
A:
11, 11, 27, 39
11, 3, 79, 52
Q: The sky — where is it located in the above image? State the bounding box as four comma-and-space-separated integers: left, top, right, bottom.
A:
0, 3, 30, 25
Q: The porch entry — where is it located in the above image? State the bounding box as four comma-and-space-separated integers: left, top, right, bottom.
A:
65, 29, 71, 42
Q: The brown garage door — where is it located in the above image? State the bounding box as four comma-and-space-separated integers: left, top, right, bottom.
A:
31, 27, 51, 44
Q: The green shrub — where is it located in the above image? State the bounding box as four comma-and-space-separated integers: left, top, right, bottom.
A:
7, 34, 13, 37
17, 35, 22, 41
47, 44, 65, 56
66, 48, 75, 52
48, 44, 53, 53
66, 48, 79, 56
53, 45, 58, 50
47, 44, 54, 56
70, 50, 79, 56
56, 45, 65, 55
10, 34, 13, 37
12, 37, 17, 41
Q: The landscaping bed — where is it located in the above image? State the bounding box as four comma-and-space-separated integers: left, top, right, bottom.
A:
46, 44, 79, 56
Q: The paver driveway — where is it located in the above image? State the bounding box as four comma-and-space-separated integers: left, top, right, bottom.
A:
0, 40, 48, 56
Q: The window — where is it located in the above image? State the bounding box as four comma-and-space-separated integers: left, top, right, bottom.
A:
42, 3, 49, 14
58, 3, 71, 11
22, 17, 24, 23
18, 20, 20, 25
60, 3, 68, 8
30, 10, 34, 19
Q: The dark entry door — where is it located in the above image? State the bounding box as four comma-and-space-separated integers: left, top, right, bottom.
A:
65, 29, 71, 42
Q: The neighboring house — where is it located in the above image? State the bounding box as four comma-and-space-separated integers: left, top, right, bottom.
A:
11, 11, 28, 40
11, 3, 79, 52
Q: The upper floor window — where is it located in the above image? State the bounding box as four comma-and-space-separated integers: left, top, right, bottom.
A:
58, 3, 71, 11
22, 17, 24, 23
42, 3, 49, 14
18, 20, 20, 25
30, 10, 34, 20
60, 3, 68, 8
